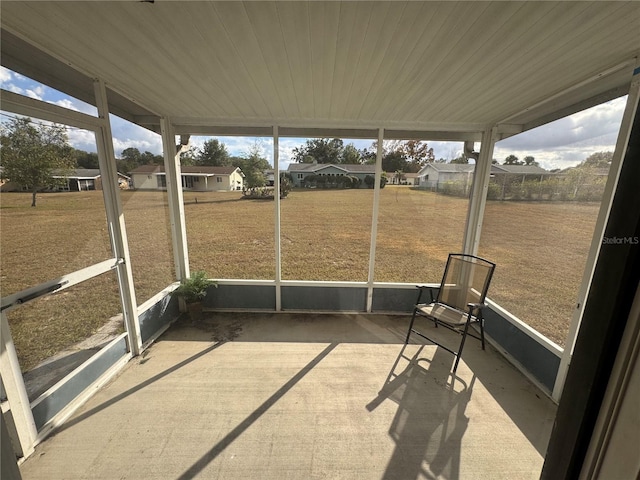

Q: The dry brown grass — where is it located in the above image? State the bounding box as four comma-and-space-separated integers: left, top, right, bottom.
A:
1, 187, 600, 370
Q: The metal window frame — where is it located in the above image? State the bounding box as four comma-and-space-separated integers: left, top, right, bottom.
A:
0, 83, 145, 457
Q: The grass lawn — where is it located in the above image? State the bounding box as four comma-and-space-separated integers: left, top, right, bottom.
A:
1, 187, 600, 370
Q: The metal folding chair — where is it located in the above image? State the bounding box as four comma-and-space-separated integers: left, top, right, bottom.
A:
405, 253, 496, 373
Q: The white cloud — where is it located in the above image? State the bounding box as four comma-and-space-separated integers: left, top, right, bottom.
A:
4, 84, 24, 95
67, 128, 97, 151
0, 66, 13, 83
52, 98, 79, 112
495, 97, 626, 170
25, 85, 46, 101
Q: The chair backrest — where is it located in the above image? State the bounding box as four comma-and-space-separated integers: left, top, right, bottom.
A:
436, 254, 495, 312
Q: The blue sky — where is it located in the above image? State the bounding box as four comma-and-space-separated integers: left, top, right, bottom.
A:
1, 66, 626, 171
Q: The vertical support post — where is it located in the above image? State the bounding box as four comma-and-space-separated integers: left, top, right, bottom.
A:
552, 60, 640, 402
462, 127, 497, 255
160, 118, 190, 282
366, 128, 385, 312
0, 311, 37, 458
93, 79, 141, 356
274, 126, 282, 311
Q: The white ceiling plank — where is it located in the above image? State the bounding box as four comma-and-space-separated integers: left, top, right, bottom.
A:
2, 1, 638, 134
275, 1, 314, 118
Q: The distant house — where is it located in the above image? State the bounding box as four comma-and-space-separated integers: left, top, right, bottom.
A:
51, 169, 130, 191
0, 167, 130, 192
385, 171, 420, 186
264, 169, 275, 186
490, 164, 555, 183
417, 163, 476, 192
417, 163, 555, 192
130, 165, 244, 191
287, 163, 376, 187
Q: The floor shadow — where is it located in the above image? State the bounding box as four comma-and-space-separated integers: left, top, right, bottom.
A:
176, 342, 338, 479
367, 344, 475, 480
55, 341, 226, 433
406, 315, 556, 457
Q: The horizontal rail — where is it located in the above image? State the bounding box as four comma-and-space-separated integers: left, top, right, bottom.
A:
0, 258, 123, 313
0, 89, 102, 132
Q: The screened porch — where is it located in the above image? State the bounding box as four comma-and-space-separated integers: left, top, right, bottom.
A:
1, 2, 639, 479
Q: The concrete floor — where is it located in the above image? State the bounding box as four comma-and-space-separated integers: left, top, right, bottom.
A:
19, 313, 557, 479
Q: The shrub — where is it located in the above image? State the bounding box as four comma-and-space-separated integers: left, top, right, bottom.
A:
364, 175, 375, 188
487, 182, 502, 200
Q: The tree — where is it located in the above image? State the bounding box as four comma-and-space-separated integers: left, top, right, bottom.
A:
396, 140, 434, 172
504, 154, 522, 165
198, 139, 230, 166
0, 117, 74, 207
372, 140, 434, 172
449, 155, 468, 164
232, 142, 271, 189
581, 151, 613, 168
360, 147, 377, 165
381, 150, 407, 172
241, 150, 269, 188
523, 155, 539, 166
117, 147, 163, 174
292, 138, 344, 164
73, 148, 99, 169
179, 147, 199, 166
341, 144, 361, 164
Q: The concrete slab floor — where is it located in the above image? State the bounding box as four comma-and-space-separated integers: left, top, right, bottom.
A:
19, 313, 557, 480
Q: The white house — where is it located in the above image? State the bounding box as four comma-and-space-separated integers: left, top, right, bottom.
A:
385, 171, 420, 186
417, 163, 554, 193
417, 163, 476, 191
130, 165, 244, 191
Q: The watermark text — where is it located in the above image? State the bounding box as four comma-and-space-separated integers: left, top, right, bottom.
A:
602, 236, 639, 245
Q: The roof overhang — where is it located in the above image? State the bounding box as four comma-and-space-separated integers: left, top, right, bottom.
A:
1, 1, 638, 141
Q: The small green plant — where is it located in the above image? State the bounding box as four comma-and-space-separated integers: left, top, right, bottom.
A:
171, 271, 217, 304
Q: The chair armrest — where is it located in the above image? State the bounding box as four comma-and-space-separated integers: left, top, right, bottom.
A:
467, 302, 485, 312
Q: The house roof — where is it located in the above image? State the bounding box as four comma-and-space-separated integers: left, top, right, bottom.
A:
417, 163, 556, 175
130, 165, 240, 176
491, 165, 552, 175
419, 164, 476, 174
287, 163, 375, 174
50, 169, 131, 179
2, 2, 637, 141
51, 168, 101, 179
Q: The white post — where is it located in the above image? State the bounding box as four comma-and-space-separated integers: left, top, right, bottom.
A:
93, 79, 141, 356
0, 312, 37, 457
552, 60, 640, 401
462, 127, 497, 255
160, 118, 190, 282
274, 126, 282, 311
366, 128, 385, 312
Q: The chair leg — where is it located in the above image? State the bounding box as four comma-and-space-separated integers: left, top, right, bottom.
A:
479, 314, 486, 350
405, 308, 419, 344
452, 313, 473, 373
